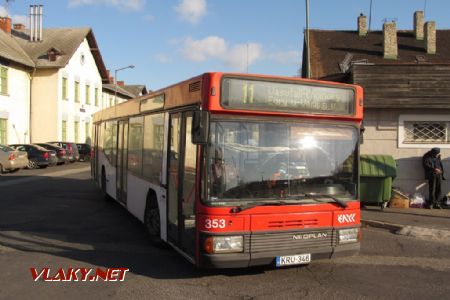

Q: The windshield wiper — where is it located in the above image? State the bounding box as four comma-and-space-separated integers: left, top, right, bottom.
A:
304, 193, 348, 208
231, 200, 289, 213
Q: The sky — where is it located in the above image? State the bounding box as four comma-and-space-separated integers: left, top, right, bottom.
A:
2, 0, 450, 91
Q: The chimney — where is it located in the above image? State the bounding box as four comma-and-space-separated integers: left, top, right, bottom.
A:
29, 5, 44, 42
109, 76, 114, 84
0, 17, 12, 34
357, 13, 367, 36
424, 21, 436, 54
13, 23, 26, 30
414, 11, 424, 40
117, 81, 125, 86
383, 22, 398, 59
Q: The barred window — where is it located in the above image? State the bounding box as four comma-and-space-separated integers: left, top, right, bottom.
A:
403, 121, 450, 144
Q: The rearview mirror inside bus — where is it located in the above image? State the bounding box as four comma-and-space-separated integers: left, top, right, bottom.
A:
192, 110, 209, 145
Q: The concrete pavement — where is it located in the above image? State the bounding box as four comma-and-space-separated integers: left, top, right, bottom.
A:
362, 206, 450, 243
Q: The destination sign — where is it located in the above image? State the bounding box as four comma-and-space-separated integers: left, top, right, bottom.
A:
221, 78, 355, 115
140, 94, 165, 112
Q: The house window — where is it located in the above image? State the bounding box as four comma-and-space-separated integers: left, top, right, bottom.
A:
0, 118, 7, 144
0, 66, 8, 95
399, 115, 450, 148
62, 120, 67, 141
74, 81, 80, 103
62, 77, 68, 100
74, 121, 79, 142
109, 96, 114, 107
85, 122, 90, 143
404, 121, 449, 143
95, 88, 99, 106
86, 85, 90, 105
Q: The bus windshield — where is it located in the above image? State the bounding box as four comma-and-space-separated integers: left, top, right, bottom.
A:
206, 119, 359, 205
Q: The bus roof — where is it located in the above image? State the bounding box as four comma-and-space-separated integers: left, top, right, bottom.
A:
93, 72, 363, 123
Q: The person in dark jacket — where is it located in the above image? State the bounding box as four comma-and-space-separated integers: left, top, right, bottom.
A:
422, 147, 446, 208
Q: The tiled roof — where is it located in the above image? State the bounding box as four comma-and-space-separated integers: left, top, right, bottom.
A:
122, 85, 148, 97
102, 83, 136, 99
0, 29, 34, 67
12, 28, 91, 68
8, 27, 109, 82
306, 29, 450, 80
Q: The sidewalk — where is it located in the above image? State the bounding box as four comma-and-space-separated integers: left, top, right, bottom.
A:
361, 206, 450, 243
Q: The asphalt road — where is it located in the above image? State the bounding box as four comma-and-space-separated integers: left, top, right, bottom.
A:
1, 164, 450, 299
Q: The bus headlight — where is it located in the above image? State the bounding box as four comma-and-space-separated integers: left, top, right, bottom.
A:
338, 228, 360, 244
204, 236, 243, 254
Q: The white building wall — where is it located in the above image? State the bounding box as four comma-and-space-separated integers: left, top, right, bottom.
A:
361, 108, 450, 198
0, 65, 30, 144
102, 90, 129, 110
58, 39, 102, 144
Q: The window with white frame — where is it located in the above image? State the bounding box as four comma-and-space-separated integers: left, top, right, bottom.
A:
399, 115, 450, 148
0, 118, 7, 144
0, 66, 8, 95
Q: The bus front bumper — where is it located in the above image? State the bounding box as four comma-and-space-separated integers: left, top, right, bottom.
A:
199, 243, 360, 268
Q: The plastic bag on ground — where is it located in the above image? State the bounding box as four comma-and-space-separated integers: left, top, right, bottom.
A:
410, 193, 425, 208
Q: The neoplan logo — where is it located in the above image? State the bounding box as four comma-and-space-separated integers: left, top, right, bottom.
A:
337, 213, 356, 224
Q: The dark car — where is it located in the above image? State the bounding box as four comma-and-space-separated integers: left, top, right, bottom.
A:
76, 143, 92, 161
34, 143, 69, 165
9, 144, 55, 169
48, 142, 80, 163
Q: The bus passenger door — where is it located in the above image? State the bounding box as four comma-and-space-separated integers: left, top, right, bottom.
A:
167, 112, 196, 258
92, 124, 99, 181
116, 120, 129, 205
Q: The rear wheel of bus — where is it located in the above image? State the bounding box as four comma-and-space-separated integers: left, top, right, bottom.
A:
101, 168, 111, 201
144, 193, 163, 246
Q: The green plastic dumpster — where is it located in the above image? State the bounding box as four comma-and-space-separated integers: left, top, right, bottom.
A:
359, 155, 397, 209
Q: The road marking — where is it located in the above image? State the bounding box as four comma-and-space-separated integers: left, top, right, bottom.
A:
0, 166, 90, 188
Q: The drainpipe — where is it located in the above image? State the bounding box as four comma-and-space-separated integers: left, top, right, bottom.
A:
29, 67, 36, 143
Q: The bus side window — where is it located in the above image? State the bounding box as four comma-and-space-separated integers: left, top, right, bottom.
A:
143, 113, 164, 185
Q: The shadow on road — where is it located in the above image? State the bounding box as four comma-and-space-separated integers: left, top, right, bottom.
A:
0, 175, 271, 279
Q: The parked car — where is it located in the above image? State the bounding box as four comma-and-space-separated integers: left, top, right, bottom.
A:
34, 143, 69, 165
0, 144, 29, 173
9, 144, 55, 169
48, 142, 80, 163
76, 143, 92, 161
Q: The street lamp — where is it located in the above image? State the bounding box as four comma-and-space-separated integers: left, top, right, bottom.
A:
114, 65, 135, 105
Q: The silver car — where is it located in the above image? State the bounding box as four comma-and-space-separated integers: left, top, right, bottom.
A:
0, 144, 29, 173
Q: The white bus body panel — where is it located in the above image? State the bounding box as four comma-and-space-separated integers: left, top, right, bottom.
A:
126, 173, 167, 242
98, 150, 117, 200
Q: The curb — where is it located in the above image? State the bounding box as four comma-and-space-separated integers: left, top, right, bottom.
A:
361, 219, 404, 232
362, 219, 450, 243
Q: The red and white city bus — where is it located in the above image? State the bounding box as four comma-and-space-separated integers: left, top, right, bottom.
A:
92, 72, 363, 268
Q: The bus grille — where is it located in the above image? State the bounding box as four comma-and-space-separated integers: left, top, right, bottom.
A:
267, 218, 319, 228
250, 229, 336, 253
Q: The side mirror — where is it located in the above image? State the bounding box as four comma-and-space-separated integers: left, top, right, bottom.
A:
192, 110, 209, 145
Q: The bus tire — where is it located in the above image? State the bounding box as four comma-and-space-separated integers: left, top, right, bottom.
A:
101, 168, 110, 201
144, 193, 162, 244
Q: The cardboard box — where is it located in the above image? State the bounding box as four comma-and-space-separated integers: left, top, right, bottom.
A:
389, 190, 410, 208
